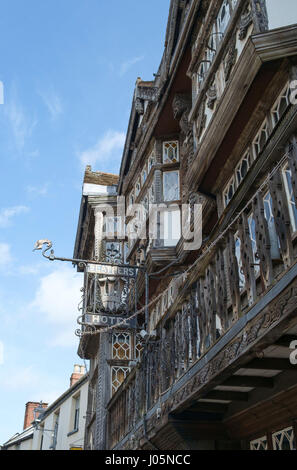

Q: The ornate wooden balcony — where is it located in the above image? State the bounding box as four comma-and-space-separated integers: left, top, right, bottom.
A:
107, 141, 297, 450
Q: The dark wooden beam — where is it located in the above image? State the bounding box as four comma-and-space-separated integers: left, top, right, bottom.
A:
275, 335, 297, 348
223, 376, 274, 389
189, 402, 229, 414
204, 390, 249, 402
246, 358, 294, 371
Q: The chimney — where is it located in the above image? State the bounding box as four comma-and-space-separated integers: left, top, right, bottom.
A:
23, 401, 48, 430
70, 364, 86, 388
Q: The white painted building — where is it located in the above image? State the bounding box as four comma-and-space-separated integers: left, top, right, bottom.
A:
2, 365, 89, 451
2, 427, 35, 451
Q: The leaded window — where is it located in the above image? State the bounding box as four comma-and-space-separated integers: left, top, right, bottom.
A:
129, 191, 134, 207
148, 183, 155, 204
236, 152, 252, 187
163, 171, 180, 201
105, 216, 121, 237
223, 176, 235, 207
197, 61, 208, 89
135, 180, 141, 197
112, 332, 131, 360
282, 163, 297, 232
248, 213, 260, 275
135, 334, 143, 360
111, 366, 130, 394
163, 141, 179, 164
142, 168, 147, 185
148, 153, 155, 172
217, 0, 231, 35
250, 436, 268, 450
253, 120, 269, 159
235, 233, 245, 291
161, 208, 181, 246
271, 84, 290, 128
206, 23, 217, 63
263, 191, 280, 259
272, 427, 296, 450
105, 242, 122, 263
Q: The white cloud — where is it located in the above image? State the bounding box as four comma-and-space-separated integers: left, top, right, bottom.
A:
0, 243, 12, 266
79, 130, 125, 168
0, 205, 29, 228
5, 97, 37, 151
0, 341, 4, 365
0, 364, 65, 403
1, 366, 37, 390
120, 55, 144, 77
26, 183, 49, 197
31, 266, 82, 347
39, 89, 63, 120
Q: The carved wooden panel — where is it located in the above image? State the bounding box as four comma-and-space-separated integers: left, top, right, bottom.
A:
215, 247, 228, 331
252, 194, 274, 289
269, 171, 294, 268
287, 137, 297, 206
226, 231, 241, 320
238, 214, 257, 306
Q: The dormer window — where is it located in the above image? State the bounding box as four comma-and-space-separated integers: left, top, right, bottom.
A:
163, 141, 179, 164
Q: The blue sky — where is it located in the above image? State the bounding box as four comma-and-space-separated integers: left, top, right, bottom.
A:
0, 0, 296, 445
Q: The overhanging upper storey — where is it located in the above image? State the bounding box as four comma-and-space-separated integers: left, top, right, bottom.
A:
118, 0, 200, 195
186, 24, 297, 196
73, 166, 119, 265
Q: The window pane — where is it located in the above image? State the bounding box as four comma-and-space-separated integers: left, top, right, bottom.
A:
163, 171, 180, 201
163, 141, 179, 163
111, 366, 130, 394
283, 164, 297, 232
263, 192, 280, 259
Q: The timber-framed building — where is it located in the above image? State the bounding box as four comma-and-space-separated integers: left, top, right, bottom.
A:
75, 0, 297, 450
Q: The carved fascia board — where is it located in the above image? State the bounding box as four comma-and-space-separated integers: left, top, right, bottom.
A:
135, 86, 160, 103
163, 279, 297, 418
172, 93, 192, 119
115, 272, 297, 449
239, 8, 253, 41
206, 82, 217, 110
135, 97, 144, 115
250, 0, 269, 34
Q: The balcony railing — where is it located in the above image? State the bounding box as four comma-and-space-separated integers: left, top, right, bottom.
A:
107, 142, 297, 449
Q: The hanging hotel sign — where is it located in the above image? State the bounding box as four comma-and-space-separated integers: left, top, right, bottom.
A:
84, 313, 136, 328
86, 263, 136, 277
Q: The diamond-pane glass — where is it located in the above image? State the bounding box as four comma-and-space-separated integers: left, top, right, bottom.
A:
111, 366, 130, 395
163, 141, 179, 164
112, 332, 131, 360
